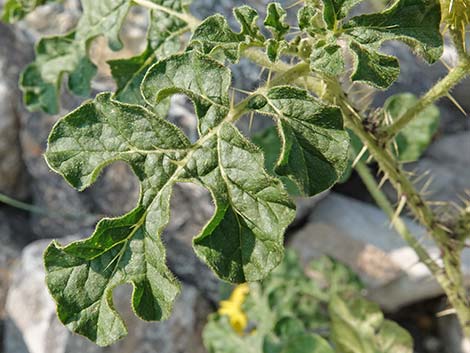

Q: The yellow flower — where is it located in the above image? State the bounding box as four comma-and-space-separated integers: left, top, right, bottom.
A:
218, 283, 250, 334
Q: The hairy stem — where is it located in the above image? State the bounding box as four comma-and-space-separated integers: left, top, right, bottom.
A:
354, 161, 441, 274
342, 94, 470, 337
380, 61, 470, 140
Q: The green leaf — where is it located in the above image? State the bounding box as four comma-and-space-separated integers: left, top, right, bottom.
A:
142, 51, 231, 134
344, 0, 443, 63
21, 0, 132, 113
108, 0, 191, 108
310, 39, 344, 76
342, 0, 442, 88
348, 41, 400, 88
251, 126, 300, 196
45, 92, 189, 345
321, 0, 362, 29
20, 33, 97, 114
255, 86, 350, 196
329, 296, 413, 353
298, 4, 320, 35
190, 5, 263, 63
45, 52, 296, 344
1, 0, 60, 22
147, 0, 192, 56
264, 2, 290, 40
266, 39, 288, 63
384, 93, 440, 162
190, 123, 295, 282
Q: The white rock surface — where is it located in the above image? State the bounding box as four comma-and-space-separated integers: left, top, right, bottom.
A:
290, 193, 470, 311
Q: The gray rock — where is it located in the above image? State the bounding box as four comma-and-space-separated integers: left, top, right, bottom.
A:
4, 237, 211, 353
0, 211, 22, 319
437, 311, 470, 353
290, 193, 470, 311
0, 23, 30, 198
406, 131, 469, 206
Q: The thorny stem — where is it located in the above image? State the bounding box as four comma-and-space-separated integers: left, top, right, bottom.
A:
380, 61, 470, 140
355, 161, 470, 334
337, 87, 470, 337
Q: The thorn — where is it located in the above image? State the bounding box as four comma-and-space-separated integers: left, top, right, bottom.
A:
446, 93, 467, 116
352, 146, 368, 168
390, 195, 407, 229
231, 87, 252, 95
439, 57, 452, 71
248, 112, 255, 133
420, 175, 435, 195
267, 69, 273, 87
286, 0, 304, 9
437, 223, 453, 233
413, 169, 431, 184
378, 173, 389, 189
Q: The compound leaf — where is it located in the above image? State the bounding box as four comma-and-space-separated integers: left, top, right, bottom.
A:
256, 86, 350, 196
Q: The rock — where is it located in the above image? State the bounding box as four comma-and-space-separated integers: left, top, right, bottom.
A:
403, 131, 469, 206
289, 193, 470, 311
0, 211, 22, 319
4, 237, 211, 353
0, 23, 30, 198
437, 312, 470, 353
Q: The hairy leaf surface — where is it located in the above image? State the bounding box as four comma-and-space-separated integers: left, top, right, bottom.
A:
21, 0, 132, 113
190, 5, 263, 62
45, 52, 298, 345
2, 0, 60, 22
311, 0, 443, 88
329, 296, 413, 353
256, 86, 350, 196
108, 0, 191, 108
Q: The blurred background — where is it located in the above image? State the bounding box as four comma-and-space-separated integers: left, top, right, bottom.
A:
0, 0, 469, 352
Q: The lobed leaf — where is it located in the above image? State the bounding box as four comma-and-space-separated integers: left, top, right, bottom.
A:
190, 5, 263, 63
21, 0, 132, 113
264, 2, 290, 39
2, 0, 60, 22
45, 52, 298, 344
255, 86, 350, 196
108, 0, 191, 109
311, 0, 443, 88
141, 51, 231, 134
329, 296, 413, 353
344, 0, 443, 88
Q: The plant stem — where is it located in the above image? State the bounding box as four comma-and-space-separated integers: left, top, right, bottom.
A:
381, 60, 470, 140
354, 161, 441, 273
356, 160, 470, 336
